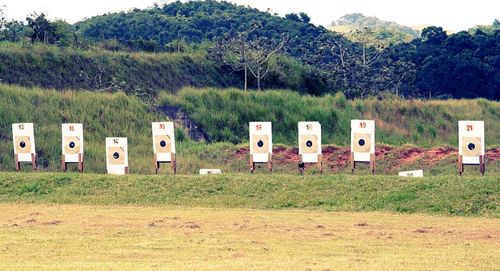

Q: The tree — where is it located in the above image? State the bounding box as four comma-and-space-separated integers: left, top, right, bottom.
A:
421, 26, 447, 44
26, 12, 57, 43
246, 35, 288, 90
299, 12, 310, 24
211, 22, 260, 91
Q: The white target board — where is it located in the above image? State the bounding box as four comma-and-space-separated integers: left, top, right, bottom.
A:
152, 122, 175, 162
106, 137, 128, 175
62, 123, 83, 162
458, 121, 484, 164
12, 123, 36, 162
351, 120, 375, 162
298, 121, 321, 163
249, 122, 272, 163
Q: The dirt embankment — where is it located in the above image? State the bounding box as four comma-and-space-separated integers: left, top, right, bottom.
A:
235, 145, 500, 172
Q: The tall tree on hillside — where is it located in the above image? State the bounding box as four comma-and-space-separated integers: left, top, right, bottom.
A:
247, 35, 288, 90
26, 13, 56, 43
212, 22, 260, 91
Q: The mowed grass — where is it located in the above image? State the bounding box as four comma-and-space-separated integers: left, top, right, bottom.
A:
0, 204, 498, 270
0, 172, 498, 217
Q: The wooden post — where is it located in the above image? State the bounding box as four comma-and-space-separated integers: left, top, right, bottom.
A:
171, 153, 177, 175
350, 152, 355, 175
249, 154, 254, 174
458, 154, 463, 176
61, 154, 67, 172
269, 154, 273, 173
298, 154, 304, 175
370, 154, 375, 175
78, 153, 84, 173
15, 154, 20, 171
318, 154, 323, 174
154, 153, 159, 174
31, 153, 37, 171
480, 155, 485, 176
124, 166, 129, 175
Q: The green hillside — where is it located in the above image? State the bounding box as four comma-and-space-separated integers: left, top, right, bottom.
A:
160, 87, 500, 147
329, 13, 420, 45
0, 42, 319, 95
0, 84, 498, 175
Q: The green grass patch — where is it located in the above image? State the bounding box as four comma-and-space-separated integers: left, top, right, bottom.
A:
0, 172, 497, 217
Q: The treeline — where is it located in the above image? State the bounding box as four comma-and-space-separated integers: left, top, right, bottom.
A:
0, 1, 498, 99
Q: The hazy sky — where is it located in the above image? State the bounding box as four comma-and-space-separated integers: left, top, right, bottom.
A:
2, 0, 498, 32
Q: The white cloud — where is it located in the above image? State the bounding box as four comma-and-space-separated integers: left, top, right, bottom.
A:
2, 0, 498, 31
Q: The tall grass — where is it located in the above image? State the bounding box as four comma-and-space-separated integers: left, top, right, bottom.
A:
1, 84, 498, 174
160, 87, 500, 147
0, 84, 160, 173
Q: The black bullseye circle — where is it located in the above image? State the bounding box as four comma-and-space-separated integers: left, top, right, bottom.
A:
358, 139, 365, 146
160, 140, 166, 147
306, 140, 313, 148
113, 152, 120, 159
468, 143, 476, 151
257, 140, 264, 148
69, 141, 75, 148
20, 141, 26, 148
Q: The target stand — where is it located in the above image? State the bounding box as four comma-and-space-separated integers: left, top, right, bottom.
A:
350, 120, 376, 175
298, 122, 322, 175
249, 122, 273, 174
154, 152, 177, 175
152, 122, 177, 175
458, 121, 485, 176
458, 154, 485, 176
350, 152, 375, 175
249, 153, 273, 174
61, 124, 84, 173
13, 123, 37, 172
298, 154, 323, 175
15, 153, 37, 171
61, 154, 84, 172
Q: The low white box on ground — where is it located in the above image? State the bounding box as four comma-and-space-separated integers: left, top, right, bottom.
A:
199, 169, 222, 175
398, 170, 424, 177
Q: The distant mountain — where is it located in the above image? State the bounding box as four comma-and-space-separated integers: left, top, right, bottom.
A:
329, 13, 420, 45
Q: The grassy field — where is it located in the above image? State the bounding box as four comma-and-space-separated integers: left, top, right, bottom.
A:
0, 172, 498, 217
0, 204, 498, 270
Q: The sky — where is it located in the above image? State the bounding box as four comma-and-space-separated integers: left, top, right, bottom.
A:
1, 0, 499, 32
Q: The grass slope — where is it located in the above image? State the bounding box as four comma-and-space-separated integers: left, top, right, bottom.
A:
0, 172, 498, 217
1, 84, 499, 174
160, 87, 500, 147
0, 84, 161, 172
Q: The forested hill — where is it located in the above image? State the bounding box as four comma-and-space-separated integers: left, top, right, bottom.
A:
329, 13, 420, 44
0, 1, 499, 100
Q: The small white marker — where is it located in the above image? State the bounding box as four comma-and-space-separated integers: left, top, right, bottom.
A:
398, 170, 424, 177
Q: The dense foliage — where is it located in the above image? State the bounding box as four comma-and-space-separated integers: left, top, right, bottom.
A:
0, 1, 498, 99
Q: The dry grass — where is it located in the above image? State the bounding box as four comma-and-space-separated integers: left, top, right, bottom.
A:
0, 204, 498, 270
